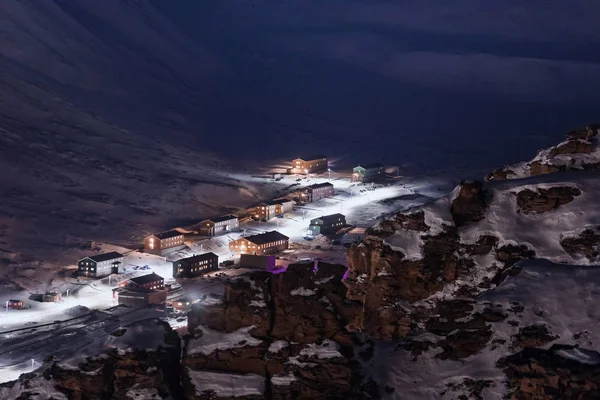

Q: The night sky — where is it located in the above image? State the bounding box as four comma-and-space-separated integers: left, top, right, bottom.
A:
5, 1, 600, 171
154, 0, 600, 170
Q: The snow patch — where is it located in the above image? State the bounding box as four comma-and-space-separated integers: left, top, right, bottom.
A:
187, 369, 265, 397
188, 325, 263, 356
299, 339, 343, 360
271, 373, 297, 386
383, 230, 423, 261
268, 340, 289, 353
290, 287, 317, 296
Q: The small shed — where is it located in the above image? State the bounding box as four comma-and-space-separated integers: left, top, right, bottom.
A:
43, 292, 63, 302
7, 299, 23, 309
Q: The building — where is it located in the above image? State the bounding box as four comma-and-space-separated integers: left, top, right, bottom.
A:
239, 254, 276, 269
308, 213, 346, 236
173, 253, 219, 278
78, 252, 124, 278
43, 292, 62, 302
145, 230, 185, 254
229, 231, 289, 255
7, 300, 23, 309
352, 163, 385, 183
292, 155, 328, 174
128, 273, 165, 291
170, 297, 201, 312
253, 199, 294, 220
302, 182, 334, 203
115, 288, 167, 308
199, 215, 239, 237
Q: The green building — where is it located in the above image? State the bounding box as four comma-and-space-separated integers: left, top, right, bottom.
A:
352, 163, 384, 183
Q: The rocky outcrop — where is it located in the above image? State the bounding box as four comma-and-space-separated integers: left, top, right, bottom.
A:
511, 324, 559, 349
0, 320, 182, 400
516, 186, 581, 214
548, 139, 595, 158
450, 180, 488, 227
499, 344, 600, 400
561, 228, 600, 261
185, 262, 357, 400
485, 166, 515, 181
528, 161, 565, 177
566, 124, 599, 140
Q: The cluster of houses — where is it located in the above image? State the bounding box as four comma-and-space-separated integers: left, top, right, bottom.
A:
71, 154, 380, 308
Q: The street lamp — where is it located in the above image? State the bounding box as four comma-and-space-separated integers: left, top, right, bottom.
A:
328, 168, 331, 181
66, 289, 70, 305
5, 300, 8, 320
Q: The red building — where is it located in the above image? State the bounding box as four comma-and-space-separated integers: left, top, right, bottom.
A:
128, 273, 165, 291
7, 300, 23, 309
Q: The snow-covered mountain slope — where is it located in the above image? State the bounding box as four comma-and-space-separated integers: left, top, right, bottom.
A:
369, 259, 600, 399
487, 124, 600, 180
342, 132, 600, 399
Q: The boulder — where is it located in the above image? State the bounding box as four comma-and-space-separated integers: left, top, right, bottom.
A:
511, 324, 558, 349
499, 344, 600, 400
450, 180, 488, 227
549, 139, 594, 158
561, 228, 600, 261
516, 187, 581, 214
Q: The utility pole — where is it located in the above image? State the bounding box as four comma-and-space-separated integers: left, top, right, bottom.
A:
31, 359, 34, 369
66, 289, 70, 305
5, 301, 8, 320
328, 169, 331, 181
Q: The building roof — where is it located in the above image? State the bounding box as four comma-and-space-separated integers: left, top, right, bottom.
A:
262, 198, 293, 206
175, 252, 218, 265
355, 163, 384, 170
313, 213, 346, 224
130, 273, 164, 286
294, 155, 327, 162
307, 182, 333, 190
244, 231, 289, 245
209, 215, 238, 223
153, 230, 183, 240
84, 252, 123, 263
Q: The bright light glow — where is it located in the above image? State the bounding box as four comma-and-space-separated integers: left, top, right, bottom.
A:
149, 237, 155, 249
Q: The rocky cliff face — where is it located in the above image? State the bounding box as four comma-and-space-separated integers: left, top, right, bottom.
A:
0, 320, 182, 399
486, 124, 600, 181
184, 262, 359, 400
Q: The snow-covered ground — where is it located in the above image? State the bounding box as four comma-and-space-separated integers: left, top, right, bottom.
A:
0, 166, 476, 385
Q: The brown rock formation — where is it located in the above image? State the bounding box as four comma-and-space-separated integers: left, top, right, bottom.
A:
499, 344, 600, 400
566, 124, 599, 140
528, 161, 565, 177
561, 228, 600, 261
485, 166, 515, 181
394, 211, 430, 232
511, 324, 558, 349
450, 180, 488, 227
549, 139, 595, 158
516, 186, 581, 214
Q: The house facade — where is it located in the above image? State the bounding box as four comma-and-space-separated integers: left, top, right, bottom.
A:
199, 215, 239, 237
352, 163, 385, 183
116, 288, 167, 308
303, 182, 334, 203
144, 230, 185, 254
129, 273, 165, 291
292, 155, 328, 174
253, 199, 294, 220
173, 252, 219, 278
308, 213, 346, 236
229, 231, 289, 255
78, 251, 124, 278
7, 300, 23, 309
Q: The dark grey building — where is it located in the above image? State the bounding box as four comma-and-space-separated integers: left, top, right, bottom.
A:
173, 252, 219, 278
78, 251, 124, 278
303, 182, 334, 203
308, 213, 346, 236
